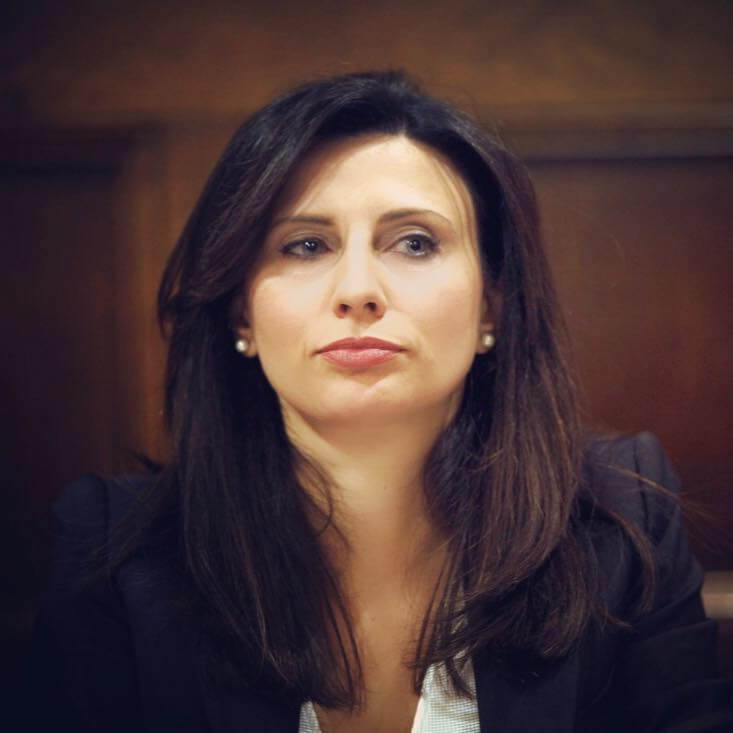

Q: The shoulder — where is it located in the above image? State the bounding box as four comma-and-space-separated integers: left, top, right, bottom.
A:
55, 472, 155, 520
579, 432, 706, 625
45, 473, 158, 593
53, 473, 156, 534
588, 430, 678, 481
28, 472, 206, 729
586, 431, 679, 487
582, 431, 681, 541
580, 437, 733, 728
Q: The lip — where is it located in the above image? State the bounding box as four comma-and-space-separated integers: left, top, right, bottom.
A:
317, 337, 404, 368
318, 337, 403, 352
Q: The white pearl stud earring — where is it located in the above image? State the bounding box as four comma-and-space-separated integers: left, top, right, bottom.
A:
481, 332, 495, 350
235, 338, 249, 354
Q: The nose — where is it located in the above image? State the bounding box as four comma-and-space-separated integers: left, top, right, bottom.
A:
330, 237, 387, 321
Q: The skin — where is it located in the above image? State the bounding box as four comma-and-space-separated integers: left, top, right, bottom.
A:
236, 134, 494, 732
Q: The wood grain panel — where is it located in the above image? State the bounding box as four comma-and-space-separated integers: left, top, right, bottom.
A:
531, 156, 733, 567
2, 0, 732, 126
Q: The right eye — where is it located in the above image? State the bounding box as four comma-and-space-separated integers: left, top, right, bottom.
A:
280, 238, 328, 258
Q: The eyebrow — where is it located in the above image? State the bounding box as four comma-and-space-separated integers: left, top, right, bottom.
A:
270, 207, 453, 229
379, 208, 452, 226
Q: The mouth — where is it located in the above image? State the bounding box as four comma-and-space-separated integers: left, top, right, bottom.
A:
317, 337, 404, 368
318, 337, 403, 352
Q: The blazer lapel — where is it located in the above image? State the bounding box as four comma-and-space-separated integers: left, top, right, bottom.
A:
474, 648, 579, 733
200, 680, 300, 733
197, 635, 581, 732
197, 636, 300, 733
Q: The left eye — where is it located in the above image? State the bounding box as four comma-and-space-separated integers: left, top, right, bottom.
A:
280, 238, 328, 257
394, 234, 438, 258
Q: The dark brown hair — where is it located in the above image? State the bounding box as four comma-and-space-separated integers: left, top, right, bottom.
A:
149, 70, 653, 708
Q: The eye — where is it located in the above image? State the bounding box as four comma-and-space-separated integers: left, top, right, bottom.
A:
280, 238, 328, 258
394, 234, 439, 258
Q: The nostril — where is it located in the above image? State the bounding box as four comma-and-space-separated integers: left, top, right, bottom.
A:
335, 300, 382, 316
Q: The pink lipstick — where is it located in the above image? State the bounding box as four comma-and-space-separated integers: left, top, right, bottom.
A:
317, 337, 403, 368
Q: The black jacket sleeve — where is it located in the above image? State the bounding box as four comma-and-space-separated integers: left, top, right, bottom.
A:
23, 475, 144, 732
610, 433, 732, 732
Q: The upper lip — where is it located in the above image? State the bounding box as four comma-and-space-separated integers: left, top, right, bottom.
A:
317, 337, 403, 352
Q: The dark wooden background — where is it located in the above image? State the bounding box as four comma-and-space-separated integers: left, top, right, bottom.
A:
2, 0, 731, 690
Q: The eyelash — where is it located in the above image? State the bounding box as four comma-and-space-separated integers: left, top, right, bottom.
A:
279, 233, 439, 259
280, 238, 328, 258
394, 234, 439, 258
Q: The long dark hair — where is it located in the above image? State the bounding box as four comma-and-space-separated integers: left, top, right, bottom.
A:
148, 70, 653, 708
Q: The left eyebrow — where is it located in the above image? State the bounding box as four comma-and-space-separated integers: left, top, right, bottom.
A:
377, 208, 453, 227
269, 208, 455, 232
269, 214, 333, 229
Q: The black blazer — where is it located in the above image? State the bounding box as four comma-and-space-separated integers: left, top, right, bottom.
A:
24, 433, 733, 732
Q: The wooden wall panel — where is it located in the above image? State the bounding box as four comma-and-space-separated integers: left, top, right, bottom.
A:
0, 132, 168, 498
0, 133, 167, 682
2, 0, 732, 126
2, 157, 125, 497
530, 156, 733, 567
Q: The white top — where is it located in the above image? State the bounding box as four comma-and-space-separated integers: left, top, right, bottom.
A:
298, 657, 480, 733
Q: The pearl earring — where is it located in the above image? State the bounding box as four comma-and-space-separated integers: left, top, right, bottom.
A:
481, 332, 495, 350
235, 338, 249, 354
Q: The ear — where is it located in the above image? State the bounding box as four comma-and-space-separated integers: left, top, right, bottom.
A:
476, 290, 500, 354
231, 292, 257, 357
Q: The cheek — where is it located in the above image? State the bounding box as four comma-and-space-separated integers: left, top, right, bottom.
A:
412, 271, 482, 353
246, 283, 306, 399
248, 278, 308, 347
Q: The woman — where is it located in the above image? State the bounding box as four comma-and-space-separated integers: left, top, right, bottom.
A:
27, 71, 731, 732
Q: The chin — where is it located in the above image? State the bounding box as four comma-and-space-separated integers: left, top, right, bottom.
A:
316, 389, 457, 427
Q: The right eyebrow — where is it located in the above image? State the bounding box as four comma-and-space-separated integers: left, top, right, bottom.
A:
269, 214, 333, 229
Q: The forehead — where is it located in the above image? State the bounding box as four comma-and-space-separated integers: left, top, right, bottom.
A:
271, 134, 477, 231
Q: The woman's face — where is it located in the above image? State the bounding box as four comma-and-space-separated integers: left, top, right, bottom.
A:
239, 134, 493, 430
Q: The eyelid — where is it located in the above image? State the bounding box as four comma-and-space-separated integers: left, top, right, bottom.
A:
275, 224, 441, 257
391, 231, 440, 257
279, 235, 330, 257
385, 220, 438, 241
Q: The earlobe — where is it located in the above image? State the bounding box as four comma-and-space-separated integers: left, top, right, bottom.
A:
477, 328, 495, 353
477, 291, 501, 353
231, 291, 257, 356
234, 326, 257, 357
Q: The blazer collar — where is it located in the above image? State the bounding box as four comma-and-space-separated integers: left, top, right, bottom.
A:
474, 647, 579, 733
198, 640, 579, 733
197, 634, 300, 733
200, 678, 300, 733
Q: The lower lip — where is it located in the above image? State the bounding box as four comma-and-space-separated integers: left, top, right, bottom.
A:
320, 348, 401, 368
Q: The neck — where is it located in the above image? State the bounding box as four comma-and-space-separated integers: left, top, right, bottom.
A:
282, 405, 451, 593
